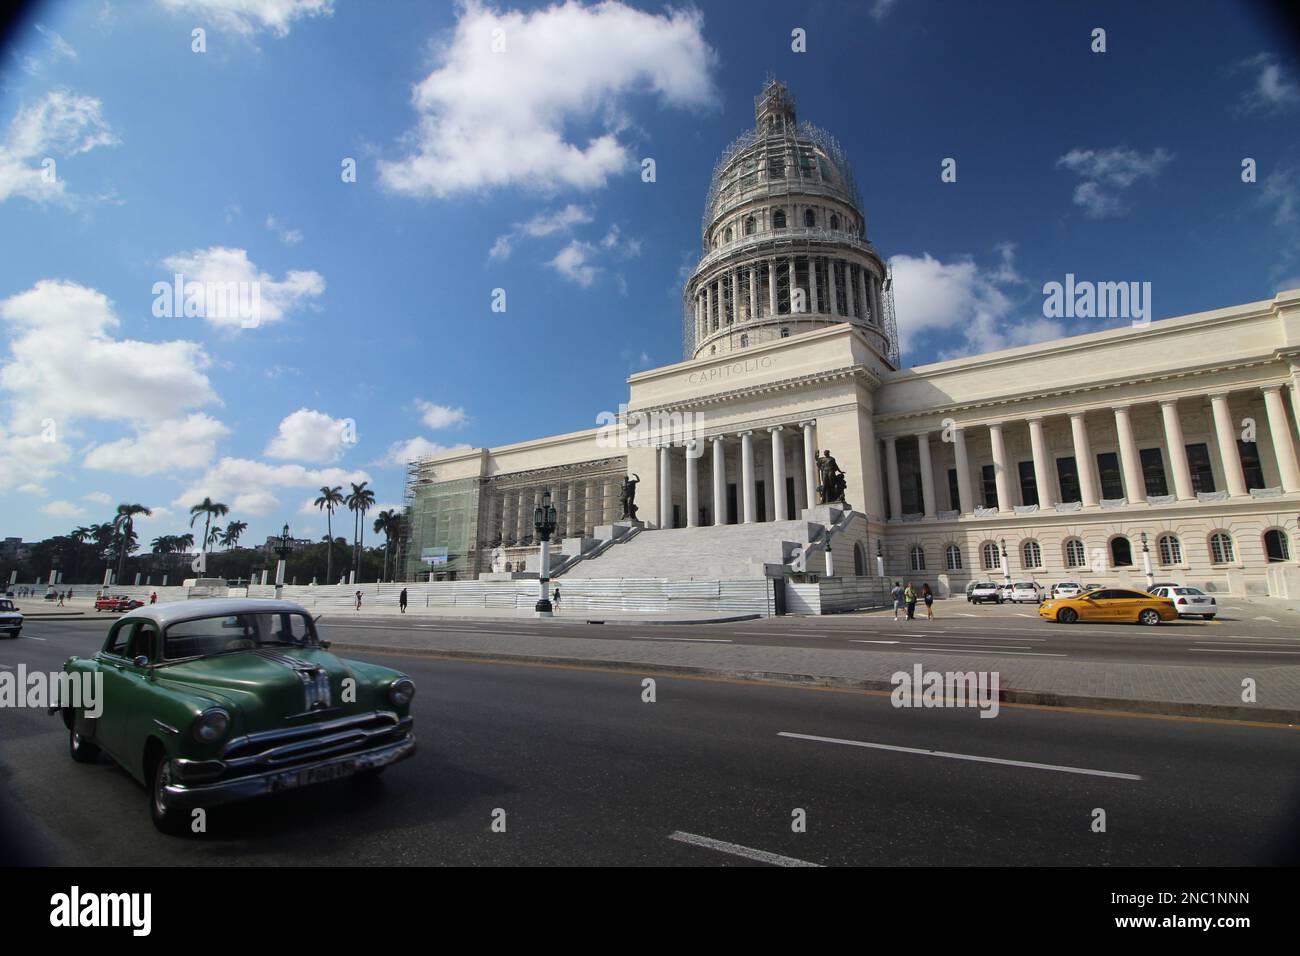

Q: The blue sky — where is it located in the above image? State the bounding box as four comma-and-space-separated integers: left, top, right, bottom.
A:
1, 0, 1297, 548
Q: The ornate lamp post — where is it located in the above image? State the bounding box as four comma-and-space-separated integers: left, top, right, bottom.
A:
533, 489, 558, 617
1139, 531, 1154, 589
875, 539, 885, 578
1000, 537, 1011, 587
274, 523, 293, 598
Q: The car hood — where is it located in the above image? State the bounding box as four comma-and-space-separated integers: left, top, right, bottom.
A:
155, 647, 364, 726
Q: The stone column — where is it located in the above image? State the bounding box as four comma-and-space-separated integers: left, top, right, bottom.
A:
516, 489, 530, 542
740, 431, 756, 523
704, 282, 714, 333
748, 265, 757, 321
788, 258, 798, 315
659, 446, 674, 528
871, 273, 882, 324
1262, 384, 1300, 492
885, 436, 902, 519
989, 423, 1012, 513
1209, 393, 1248, 496
1159, 400, 1195, 500
916, 431, 936, 517
770, 427, 788, 521
685, 441, 699, 527
712, 436, 727, 525
768, 260, 778, 317
802, 421, 817, 507
845, 262, 856, 318
604, 479, 620, 523
1069, 411, 1100, 507
808, 256, 819, 314
1027, 417, 1056, 508
953, 426, 973, 514
793, 437, 808, 512
857, 267, 869, 321
1113, 406, 1146, 503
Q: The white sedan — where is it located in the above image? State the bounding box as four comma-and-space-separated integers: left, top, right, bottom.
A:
1008, 582, 1044, 604
0, 598, 22, 638
1148, 585, 1217, 619
1051, 582, 1083, 599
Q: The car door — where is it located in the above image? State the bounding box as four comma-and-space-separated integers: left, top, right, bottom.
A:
95, 620, 156, 764
1080, 589, 1116, 621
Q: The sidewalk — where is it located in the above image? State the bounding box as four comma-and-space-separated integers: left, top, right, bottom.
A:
323, 622, 1300, 725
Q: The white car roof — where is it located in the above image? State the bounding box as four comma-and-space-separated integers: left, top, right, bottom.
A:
117, 597, 312, 629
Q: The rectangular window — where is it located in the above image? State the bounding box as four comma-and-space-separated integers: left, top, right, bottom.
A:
1140, 447, 1168, 497
1056, 456, 1081, 503
947, 468, 960, 512
1018, 460, 1038, 507
981, 464, 998, 509
1096, 451, 1124, 499
1238, 440, 1265, 490
1186, 443, 1216, 493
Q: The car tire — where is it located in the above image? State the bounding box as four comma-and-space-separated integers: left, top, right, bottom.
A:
1138, 609, 1161, 626
1056, 607, 1078, 624
150, 756, 189, 836
69, 724, 100, 764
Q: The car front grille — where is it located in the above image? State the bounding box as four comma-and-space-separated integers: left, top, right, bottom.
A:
219, 712, 412, 774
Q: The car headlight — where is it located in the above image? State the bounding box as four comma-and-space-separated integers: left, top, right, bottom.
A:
388, 677, 416, 708
193, 708, 230, 743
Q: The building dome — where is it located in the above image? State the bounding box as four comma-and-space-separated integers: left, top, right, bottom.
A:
683, 79, 898, 366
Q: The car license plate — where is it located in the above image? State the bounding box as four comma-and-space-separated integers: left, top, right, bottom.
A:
270, 759, 362, 792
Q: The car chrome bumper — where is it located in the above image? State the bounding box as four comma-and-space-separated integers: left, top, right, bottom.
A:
163, 734, 416, 810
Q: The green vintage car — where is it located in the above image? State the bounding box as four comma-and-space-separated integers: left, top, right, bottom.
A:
56, 598, 416, 834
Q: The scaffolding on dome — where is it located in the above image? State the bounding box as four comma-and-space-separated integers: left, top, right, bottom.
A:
881, 264, 901, 368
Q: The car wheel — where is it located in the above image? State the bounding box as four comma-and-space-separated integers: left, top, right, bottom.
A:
1138, 609, 1161, 626
69, 724, 100, 764
1056, 607, 1078, 624
150, 756, 189, 835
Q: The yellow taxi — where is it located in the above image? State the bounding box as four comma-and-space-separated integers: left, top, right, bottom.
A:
1038, 587, 1179, 625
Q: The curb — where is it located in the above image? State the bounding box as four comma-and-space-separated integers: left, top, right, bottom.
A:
318, 612, 760, 626
329, 641, 1300, 727
584, 614, 762, 625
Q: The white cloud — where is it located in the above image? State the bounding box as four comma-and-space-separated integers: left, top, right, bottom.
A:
1233, 52, 1300, 115
42, 500, 85, 518
490, 204, 592, 260
549, 240, 599, 286
379, 0, 717, 198
1259, 167, 1298, 226
414, 400, 466, 430
21, 25, 79, 74
155, 0, 334, 37
174, 458, 372, 516
0, 89, 117, 205
265, 213, 303, 244
18, 482, 46, 495
264, 407, 355, 462
82, 490, 113, 505
1055, 146, 1173, 218
158, 246, 325, 329
232, 490, 280, 515
377, 437, 467, 467
83, 413, 230, 475
870, 0, 899, 21
889, 244, 1064, 360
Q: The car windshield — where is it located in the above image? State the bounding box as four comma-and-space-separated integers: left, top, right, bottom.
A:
162, 611, 319, 660
1014, 583, 1035, 588
0, 600, 13, 611
1174, 587, 1204, 595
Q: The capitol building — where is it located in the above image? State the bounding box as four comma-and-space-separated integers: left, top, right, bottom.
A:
402, 80, 1300, 605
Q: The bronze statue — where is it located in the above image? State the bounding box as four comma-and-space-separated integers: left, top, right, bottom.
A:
620, 473, 641, 521
816, 449, 846, 504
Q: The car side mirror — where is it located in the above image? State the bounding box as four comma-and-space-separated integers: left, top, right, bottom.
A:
132, 655, 149, 667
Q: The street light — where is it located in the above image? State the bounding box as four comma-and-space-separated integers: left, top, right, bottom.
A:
274, 523, 293, 598
1139, 531, 1155, 589
533, 490, 558, 617
875, 538, 885, 578
999, 537, 1011, 586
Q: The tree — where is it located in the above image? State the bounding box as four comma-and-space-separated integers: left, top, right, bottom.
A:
220, 520, 248, 550
373, 509, 401, 582
206, 524, 224, 551
189, 498, 229, 572
314, 485, 345, 584
113, 503, 152, 585
345, 481, 375, 581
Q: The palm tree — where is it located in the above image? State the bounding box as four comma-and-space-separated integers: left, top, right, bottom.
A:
373, 509, 401, 582
345, 481, 376, 580
176, 532, 195, 554
220, 520, 248, 550
113, 503, 152, 585
70, 526, 91, 543
314, 485, 344, 583
189, 497, 228, 571
206, 524, 224, 551
150, 535, 174, 555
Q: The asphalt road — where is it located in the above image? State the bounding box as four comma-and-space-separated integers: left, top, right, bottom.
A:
1, 617, 1298, 866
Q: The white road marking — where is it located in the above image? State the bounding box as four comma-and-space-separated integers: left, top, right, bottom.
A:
901, 642, 1035, 650
778, 732, 1142, 780
851, 640, 901, 644
1190, 648, 1300, 655
639, 637, 733, 643
956, 613, 979, 618
907, 647, 1068, 657
0, 663, 11, 669
1194, 640, 1300, 647
20, 636, 45, 641
1252, 616, 1279, 623
668, 831, 821, 867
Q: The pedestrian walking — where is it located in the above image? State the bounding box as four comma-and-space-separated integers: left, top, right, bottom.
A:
904, 582, 917, 620
891, 581, 903, 620
355, 590, 362, 611
57, 591, 64, 606
399, 587, 408, 613
150, 591, 158, 605
552, 585, 561, 612
922, 583, 934, 620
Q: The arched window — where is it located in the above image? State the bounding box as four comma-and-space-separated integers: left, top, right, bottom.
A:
739, 334, 748, 348
1064, 537, 1087, 568
909, 545, 926, 572
772, 209, 787, 229
1209, 531, 1235, 565
1022, 540, 1042, 568
744, 216, 756, 235
945, 544, 962, 571
1264, 529, 1291, 562
981, 542, 1000, 570
830, 213, 840, 230
853, 542, 866, 576
804, 209, 816, 227
1157, 533, 1182, 566
1110, 536, 1133, 567
723, 226, 732, 242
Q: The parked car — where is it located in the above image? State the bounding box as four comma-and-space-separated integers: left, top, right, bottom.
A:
0, 599, 22, 638
94, 595, 144, 612
1008, 581, 1044, 603
56, 598, 417, 834
1038, 588, 1179, 625
1050, 582, 1083, 599
968, 582, 1003, 604
1148, 585, 1217, 619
